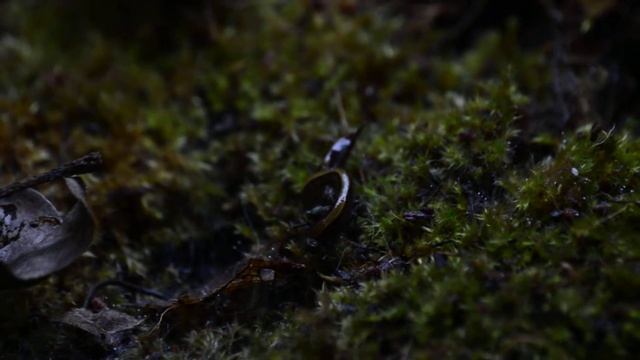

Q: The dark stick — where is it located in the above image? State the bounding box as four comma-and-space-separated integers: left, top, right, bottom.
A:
0, 152, 103, 199
83, 279, 169, 308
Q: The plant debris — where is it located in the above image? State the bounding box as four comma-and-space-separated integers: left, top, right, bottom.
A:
57, 308, 142, 349
0, 177, 95, 288
147, 258, 308, 338
1, 1, 640, 358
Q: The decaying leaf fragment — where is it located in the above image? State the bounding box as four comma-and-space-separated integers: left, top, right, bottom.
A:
205, 257, 307, 302
0, 177, 95, 288
148, 258, 308, 338
58, 307, 143, 348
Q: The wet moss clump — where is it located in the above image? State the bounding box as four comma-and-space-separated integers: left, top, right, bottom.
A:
1, 1, 640, 358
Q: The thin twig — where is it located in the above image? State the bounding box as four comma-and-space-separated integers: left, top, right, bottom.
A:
335, 89, 348, 129
0, 152, 103, 199
83, 279, 168, 308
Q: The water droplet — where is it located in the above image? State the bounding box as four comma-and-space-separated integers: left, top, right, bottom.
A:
260, 268, 275, 281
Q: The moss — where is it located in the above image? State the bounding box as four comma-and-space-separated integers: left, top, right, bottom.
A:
0, 1, 639, 358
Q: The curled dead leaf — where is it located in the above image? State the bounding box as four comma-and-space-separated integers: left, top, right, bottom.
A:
0, 177, 95, 288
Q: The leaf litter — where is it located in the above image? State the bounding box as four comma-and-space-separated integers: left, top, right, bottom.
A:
0, 176, 95, 288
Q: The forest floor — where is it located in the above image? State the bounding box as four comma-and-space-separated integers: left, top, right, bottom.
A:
1, 1, 640, 359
